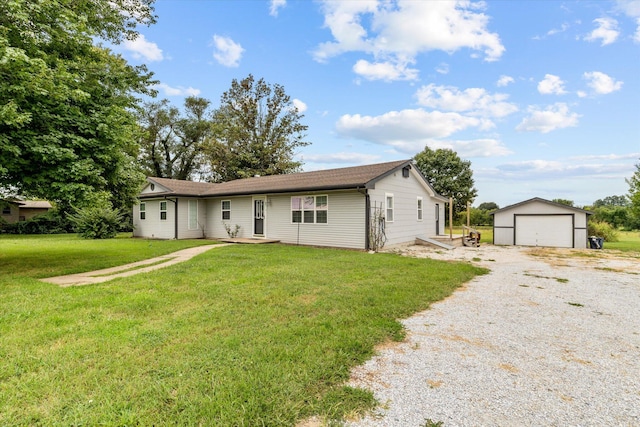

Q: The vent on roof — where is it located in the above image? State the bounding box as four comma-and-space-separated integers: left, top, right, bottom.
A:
402, 165, 411, 178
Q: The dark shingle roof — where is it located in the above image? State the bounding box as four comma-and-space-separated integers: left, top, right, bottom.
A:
143, 159, 415, 198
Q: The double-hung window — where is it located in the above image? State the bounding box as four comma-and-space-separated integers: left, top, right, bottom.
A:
291, 195, 328, 224
221, 200, 231, 220
417, 197, 423, 221
139, 203, 146, 220
160, 201, 167, 220
385, 194, 394, 222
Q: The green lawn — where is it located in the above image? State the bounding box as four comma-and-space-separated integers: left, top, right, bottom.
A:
0, 236, 486, 426
603, 230, 640, 252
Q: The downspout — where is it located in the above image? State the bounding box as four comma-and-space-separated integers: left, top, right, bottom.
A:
358, 188, 370, 250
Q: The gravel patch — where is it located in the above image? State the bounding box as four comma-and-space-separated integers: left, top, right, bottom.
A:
347, 245, 640, 427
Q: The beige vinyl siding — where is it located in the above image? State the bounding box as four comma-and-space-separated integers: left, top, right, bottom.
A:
266, 190, 366, 249
133, 199, 175, 239
206, 197, 253, 239
368, 169, 439, 246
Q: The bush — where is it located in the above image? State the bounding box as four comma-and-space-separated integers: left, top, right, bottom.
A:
0, 210, 71, 235
68, 204, 125, 239
588, 220, 619, 242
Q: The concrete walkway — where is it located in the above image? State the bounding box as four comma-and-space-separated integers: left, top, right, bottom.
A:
41, 244, 231, 287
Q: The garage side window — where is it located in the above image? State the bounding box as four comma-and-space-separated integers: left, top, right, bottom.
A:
160, 201, 167, 220
221, 200, 231, 220
139, 203, 146, 220
417, 197, 423, 221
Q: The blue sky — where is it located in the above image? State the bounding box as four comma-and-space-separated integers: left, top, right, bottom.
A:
116, 0, 640, 208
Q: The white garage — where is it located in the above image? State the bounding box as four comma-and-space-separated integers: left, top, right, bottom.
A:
491, 198, 592, 248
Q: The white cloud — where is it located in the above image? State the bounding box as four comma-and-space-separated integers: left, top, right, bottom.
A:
495, 159, 632, 179
154, 83, 201, 97
270, 0, 286, 17
570, 152, 640, 161
584, 17, 620, 45
335, 108, 492, 154
123, 34, 163, 61
583, 71, 623, 94
496, 75, 514, 87
436, 63, 450, 75
616, 0, 640, 42
292, 99, 307, 113
313, 0, 505, 81
415, 84, 518, 118
353, 59, 419, 81
302, 152, 381, 165
426, 138, 512, 158
516, 103, 580, 133
537, 74, 567, 95
211, 35, 244, 67
547, 22, 570, 36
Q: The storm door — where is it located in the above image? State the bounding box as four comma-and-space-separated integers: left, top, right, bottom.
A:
253, 197, 265, 237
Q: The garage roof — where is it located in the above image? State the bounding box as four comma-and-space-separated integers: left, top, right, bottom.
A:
490, 197, 592, 215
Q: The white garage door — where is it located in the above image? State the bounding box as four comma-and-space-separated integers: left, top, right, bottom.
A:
515, 215, 573, 248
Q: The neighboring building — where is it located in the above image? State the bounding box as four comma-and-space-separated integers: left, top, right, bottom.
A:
133, 159, 448, 250
1, 199, 53, 224
491, 197, 592, 248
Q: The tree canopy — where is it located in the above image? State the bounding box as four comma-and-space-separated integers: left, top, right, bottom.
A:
138, 96, 213, 180
627, 160, 640, 224
592, 195, 630, 208
0, 0, 156, 212
413, 146, 477, 216
551, 198, 574, 207
478, 202, 499, 211
205, 74, 310, 182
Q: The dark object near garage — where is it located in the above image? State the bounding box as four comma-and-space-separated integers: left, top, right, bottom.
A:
588, 236, 603, 249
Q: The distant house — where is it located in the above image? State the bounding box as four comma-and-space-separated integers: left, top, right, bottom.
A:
491, 197, 592, 248
133, 159, 448, 250
1, 199, 53, 224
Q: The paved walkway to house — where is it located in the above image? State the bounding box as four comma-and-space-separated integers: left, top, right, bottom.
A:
41, 244, 232, 287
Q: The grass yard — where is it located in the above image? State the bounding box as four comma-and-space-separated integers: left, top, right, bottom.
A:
603, 230, 640, 252
0, 236, 487, 426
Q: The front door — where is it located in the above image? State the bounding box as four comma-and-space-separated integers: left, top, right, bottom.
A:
253, 197, 265, 237
435, 203, 440, 235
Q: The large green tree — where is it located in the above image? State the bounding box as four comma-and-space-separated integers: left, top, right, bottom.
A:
0, 0, 156, 212
138, 96, 213, 180
205, 74, 310, 182
413, 146, 478, 216
627, 160, 640, 228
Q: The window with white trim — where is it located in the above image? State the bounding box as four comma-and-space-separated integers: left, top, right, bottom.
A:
139, 203, 146, 220
385, 194, 394, 222
188, 200, 198, 230
221, 200, 231, 220
417, 197, 423, 221
291, 195, 328, 224
160, 201, 167, 220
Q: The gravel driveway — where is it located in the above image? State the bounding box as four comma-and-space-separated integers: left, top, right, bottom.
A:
347, 245, 640, 427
